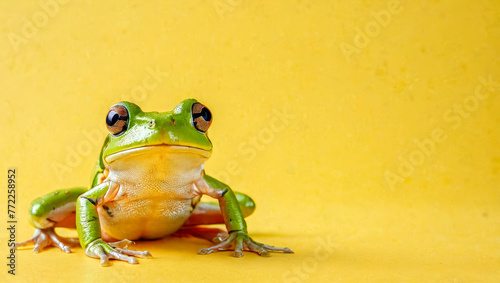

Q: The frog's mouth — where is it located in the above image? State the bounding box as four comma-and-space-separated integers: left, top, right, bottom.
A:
104, 144, 211, 164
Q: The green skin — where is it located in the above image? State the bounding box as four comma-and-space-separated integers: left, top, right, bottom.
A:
13, 99, 293, 266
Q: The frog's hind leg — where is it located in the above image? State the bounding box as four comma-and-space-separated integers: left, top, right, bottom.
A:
177, 192, 255, 242
12, 187, 87, 253
184, 192, 255, 226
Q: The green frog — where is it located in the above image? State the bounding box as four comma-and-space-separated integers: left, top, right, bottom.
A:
13, 99, 293, 266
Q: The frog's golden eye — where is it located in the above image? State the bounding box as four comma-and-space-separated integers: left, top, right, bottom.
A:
191, 102, 212, 133
106, 105, 129, 136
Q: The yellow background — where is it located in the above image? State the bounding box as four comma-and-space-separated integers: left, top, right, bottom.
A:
1, 0, 499, 282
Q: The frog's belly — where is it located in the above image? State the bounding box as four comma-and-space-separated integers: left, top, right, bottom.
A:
98, 145, 209, 240
98, 197, 192, 240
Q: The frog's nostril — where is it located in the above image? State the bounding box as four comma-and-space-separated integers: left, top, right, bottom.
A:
148, 119, 156, 128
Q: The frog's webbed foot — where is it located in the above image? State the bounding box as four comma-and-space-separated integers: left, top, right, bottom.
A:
10, 228, 79, 253
86, 239, 152, 267
198, 230, 294, 258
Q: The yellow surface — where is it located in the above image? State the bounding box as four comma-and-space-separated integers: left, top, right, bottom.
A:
1, 0, 499, 282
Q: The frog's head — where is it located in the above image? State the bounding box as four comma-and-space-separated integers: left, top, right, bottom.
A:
102, 99, 213, 164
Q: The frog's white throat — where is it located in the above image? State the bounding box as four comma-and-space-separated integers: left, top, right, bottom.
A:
104, 145, 210, 184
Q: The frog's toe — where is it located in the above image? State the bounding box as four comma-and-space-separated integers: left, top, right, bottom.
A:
46, 229, 79, 253
197, 231, 243, 256
108, 250, 138, 264
11, 231, 39, 251
95, 246, 111, 267
11, 228, 78, 254
100, 258, 111, 267
197, 248, 215, 255
108, 239, 152, 258
108, 239, 135, 249
92, 246, 137, 266
243, 239, 294, 257
246, 240, 272, 257
197, 242, 229, 255
234, 237, 244, 258
115, 247, 153, 258
86, 239, 151, 266
211, 232, 228, 244
254, 242, 294, 254
32, 231, 51, 253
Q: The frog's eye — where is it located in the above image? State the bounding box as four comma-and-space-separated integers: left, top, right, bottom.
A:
106, 105, 129, 136
191, 102, 212, 133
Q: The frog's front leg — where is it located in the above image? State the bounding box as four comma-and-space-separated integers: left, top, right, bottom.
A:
76, 181, 152, 266
11, 187, 87, 253
195, 174, 293, 257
